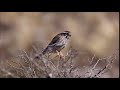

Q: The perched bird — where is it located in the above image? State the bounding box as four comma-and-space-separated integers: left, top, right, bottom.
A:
35, 31, 71, 59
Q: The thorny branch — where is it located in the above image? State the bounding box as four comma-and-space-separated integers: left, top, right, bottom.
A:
0, 47, 118, 78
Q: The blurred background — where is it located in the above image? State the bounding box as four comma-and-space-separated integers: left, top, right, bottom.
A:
0, 12, 119, 78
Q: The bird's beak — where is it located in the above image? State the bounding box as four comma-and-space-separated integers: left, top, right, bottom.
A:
69, 34, 71, 37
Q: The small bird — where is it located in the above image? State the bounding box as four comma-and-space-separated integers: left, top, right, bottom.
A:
35, 31, 71, 59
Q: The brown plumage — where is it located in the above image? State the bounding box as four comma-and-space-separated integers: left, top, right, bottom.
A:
35, 31, 71, 59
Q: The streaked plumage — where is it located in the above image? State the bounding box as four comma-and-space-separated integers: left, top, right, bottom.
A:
35, 31, 71, 59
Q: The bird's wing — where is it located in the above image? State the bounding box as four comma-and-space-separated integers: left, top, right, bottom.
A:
42, 34, 60, 54
48, 34, 60, 46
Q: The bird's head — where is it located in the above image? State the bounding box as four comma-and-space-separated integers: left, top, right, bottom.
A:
61, 31, 71, 39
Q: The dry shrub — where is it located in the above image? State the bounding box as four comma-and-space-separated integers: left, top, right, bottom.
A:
0, 44, 118, 78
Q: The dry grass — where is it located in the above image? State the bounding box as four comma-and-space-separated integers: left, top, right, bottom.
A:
0, 43, 118, 78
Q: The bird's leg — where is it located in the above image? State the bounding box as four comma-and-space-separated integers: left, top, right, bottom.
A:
56, 51, 65, 59
59, 51, 63, 57
59, 51, 65, 59
52, 50, 59, 59
56, 50, 60, 56
56, 50, 61, 58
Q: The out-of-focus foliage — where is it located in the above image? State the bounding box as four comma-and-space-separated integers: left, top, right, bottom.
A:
0, 12, 119, 78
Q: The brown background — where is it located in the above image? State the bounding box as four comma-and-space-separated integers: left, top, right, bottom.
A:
0, 12, 119, 78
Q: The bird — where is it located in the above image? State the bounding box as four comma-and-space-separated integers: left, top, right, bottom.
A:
34, 31, 71, 59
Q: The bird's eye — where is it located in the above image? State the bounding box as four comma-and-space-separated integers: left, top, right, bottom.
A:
63, 33, 66, 36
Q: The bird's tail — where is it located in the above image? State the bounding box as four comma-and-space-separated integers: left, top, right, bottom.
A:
42, 47, 48, 55
34, 48, 47, 59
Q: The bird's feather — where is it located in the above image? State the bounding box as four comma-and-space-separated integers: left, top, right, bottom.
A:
48, 34, 60, 46
42, 34, 60, 54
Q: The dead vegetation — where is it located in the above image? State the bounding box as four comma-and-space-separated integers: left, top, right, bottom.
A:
0, 44, 118, 78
